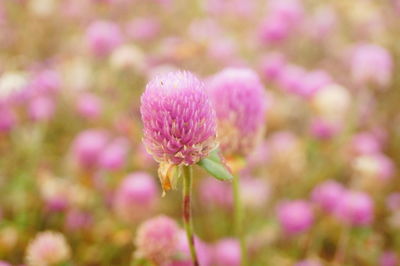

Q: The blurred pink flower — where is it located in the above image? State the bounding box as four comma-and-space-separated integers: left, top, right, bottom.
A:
76, 93, 103, 120
135, 215, 179, 264
85, 20, 123, 57
199, 177, 232, 209
335, 191, 374, 226
28, 96, 55, 122
311, 180, 345, 213
207, 68, 267, 157
125, 17, 160, 41
350, 43, 393, 88
379, 251, 398, 266
25, 231, 70, 266
0, 104, 16, 132
276, 200, 314, 235
114, 172, 158, 222
71, 129, 109, 169
213, 238, 241, 266
259, 52, 286, 82
98, 137, 129, 171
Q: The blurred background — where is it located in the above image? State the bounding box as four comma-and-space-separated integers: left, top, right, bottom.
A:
0, 0, 400, 265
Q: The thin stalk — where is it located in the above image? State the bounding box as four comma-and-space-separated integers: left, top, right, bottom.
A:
182, 166, 199, 266
232, 174, 247, 266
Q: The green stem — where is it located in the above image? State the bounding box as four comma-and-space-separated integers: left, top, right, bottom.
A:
232, 174, 247, 266
182, 166, 199, 266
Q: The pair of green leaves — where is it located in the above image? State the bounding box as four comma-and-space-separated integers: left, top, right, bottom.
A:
197, 148, 233, 181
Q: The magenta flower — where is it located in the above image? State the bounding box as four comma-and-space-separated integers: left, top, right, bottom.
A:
350, 43, 393, 88
311, 180, 345, 213
213, 238, 241, 266
71, 129, 109, 169
140, 71, 217, 166
135, 215, 180, 265
207, 68, 267, 157
276, 200, 314, 235
335, 191, 374, 226
85, 20, 122, 57
25, 231, 70, 266
113, 172, 158, 222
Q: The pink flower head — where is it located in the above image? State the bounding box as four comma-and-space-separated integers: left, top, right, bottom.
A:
28, 96, 55, 122
335, 191, 374, 226
0, 261, 11, 266
30, 69, 61, 95
350, 43, 393, 88
25, 231, 70, 266
85, 20, 123, 57
167, 230, 212, 266
277, 200, 314, 235
114, 172, 158, 222
379, 251, 398, 266
351, 132, 382, 156
76, 93, 102, 120
311, 180, 345, 213
140, 71, 217, 165
258, 15, 291, 43
386, 193, 400, 211
125, 17, 160, 41
98, 137, 129, 171
207, 68, 267, 157
297, 70, 332, 99
268, 0, 304, 27
277, 64, 306, 94
135, 215, 180, 264
294, 259, 322, 266
309, 118, 341, 140
71, 129, 109, 168
213, 238, 241, 266
0, 104, 16, 132
199, 177, 233, 209
240, 177, 270, 209
65, 209, 93, 232
259, 52, 287, 82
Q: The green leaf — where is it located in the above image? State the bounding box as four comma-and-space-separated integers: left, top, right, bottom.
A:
197, 149, 233, 181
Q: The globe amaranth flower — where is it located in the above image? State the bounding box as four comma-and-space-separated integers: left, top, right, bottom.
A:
25, 231, 70, 266
135, 215, 180, 265
113, 172, 158, 223
276, 200, 314, 235
207, 68, 267, 158
140, 71, 217, 192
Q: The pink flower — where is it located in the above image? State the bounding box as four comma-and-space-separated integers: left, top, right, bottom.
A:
114, 172, 158, 222
259, 52, 286, 82
25, 231, 70, 266
71, 129, 109, 169
0, 104, 16, 132
213, 238, 241, 266
76, 93, 103, 120
207, 68, 267, 157
311, 180, 345, 213
350, 43, 393, 88
125, 17, 160, 41
277, 200, 314, 235
335, 191, 374, 226
85, 20, 123, 57
199, 177, 232, 209
135, 215, 180, 264
98, 137, 129, 171
140, 71, 217, 165
28, 96, 55, 122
